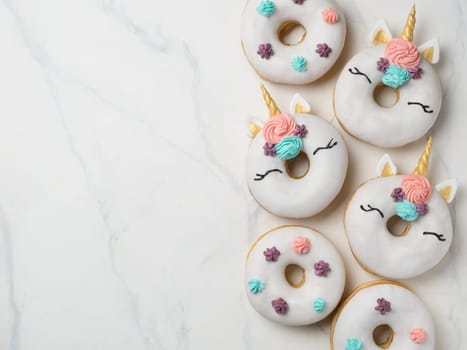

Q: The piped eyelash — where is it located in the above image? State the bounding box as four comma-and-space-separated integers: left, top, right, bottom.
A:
313, 138, 338, 155
423, 231, 446, 242
360, 204, 384, 218
348, 67, 372, 84
254, 169, 283, 181
408, 102, 434, 113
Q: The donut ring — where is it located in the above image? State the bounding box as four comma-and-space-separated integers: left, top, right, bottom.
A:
247, 86, 348, 218
344, 139, 458, 279
245, 225, 345, 326
241, 0, 346, 84
331, 281, 435, 350
333, 6, 442, 147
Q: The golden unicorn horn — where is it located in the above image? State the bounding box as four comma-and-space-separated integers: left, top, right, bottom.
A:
413, 136, 432, 176
401, 4, 416, 42
260, 84, 281, 118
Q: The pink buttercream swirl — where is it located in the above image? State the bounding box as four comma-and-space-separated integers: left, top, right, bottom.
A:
293, 237, 310, 254
410, 328, 426, 344
262, 113, 297, 144
385, 38, 421, 70
401, 175, 432, 205
322, 8, 339, 24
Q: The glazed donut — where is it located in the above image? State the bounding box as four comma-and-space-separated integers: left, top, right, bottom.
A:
333, 5, 442, 147
247, 86, 348, 218
245, 225, 345, 326
241, 0, 346, 84
331, 281, 435, 350
345, 138, 458, 279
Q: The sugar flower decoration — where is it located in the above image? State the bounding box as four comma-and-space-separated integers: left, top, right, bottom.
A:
401, 175, 432, 204
378, 38, 423, 87
291, 56, 307, 72
271, 298, 288, 314
313, 260, 331, 277
410, 328, 426, 344
322, 8, 339, 24
257, 43, 274, 59
382, 65, 410, 88
315, 43, 332, 58
262, 114, 307, 160
293, 236, 310, 254
274, 136, 303, 160
263, 246, 281, 262
263, 113, 296, 144
256, 0, 276, 17
313, 297, 326, 312
345, 338, 363, 350
375, 298, 391, 315
248, 278, 265, 294
392, 175, 432, 221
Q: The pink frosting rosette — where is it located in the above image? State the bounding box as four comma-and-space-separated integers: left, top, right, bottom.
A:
293, 237, 310, 254
322, 8, 339, 24
401, 175, 432, 205
262, 113, 297, 144
385, 38, 421, 69
409, 328, 426, 344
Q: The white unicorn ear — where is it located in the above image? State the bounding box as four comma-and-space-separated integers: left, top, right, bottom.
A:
248, 120, 263, 138
369, 20, 393, 45
290, 93, 311, 114
435, 179, 457, 203
376, 154, 397, 177
418, 38, 440, 64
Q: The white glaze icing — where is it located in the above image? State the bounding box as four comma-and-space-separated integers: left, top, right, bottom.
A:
345, 175, 453, 279
245, 226, 345, 326
331, 282, 435, 350
334, 36, 442, 147
241, 0, 346, 84
246, 113, 348, 218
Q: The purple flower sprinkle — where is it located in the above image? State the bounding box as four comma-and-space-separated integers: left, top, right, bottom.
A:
263, 247, 281, 262
416, 203, 428, 216
292, 0, 305, 4
263, 142, 276, 156
377, 57, 390, 72
294, 124, 308, 138
409, 66, 424, 79
257, 43, 274, 59
391, 187, 405, 202
315, 43, 332, 58
271, 298, 288, 314
375, 298, 391, 315
314, 260, 331, 277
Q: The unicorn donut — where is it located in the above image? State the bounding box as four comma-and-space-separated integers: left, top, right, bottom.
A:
334, 6, 442, 147
241, 0, 346, 84
345, 137, 457, 279
247, 85, 348, 218
245, 225, 345, 326
331, 280, 435, 350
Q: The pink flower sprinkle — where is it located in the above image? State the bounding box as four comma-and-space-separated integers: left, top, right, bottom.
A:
410, 328, 426, 344
293, 236, 310, 254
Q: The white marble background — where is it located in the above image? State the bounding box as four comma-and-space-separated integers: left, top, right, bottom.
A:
0, 0, 465, 349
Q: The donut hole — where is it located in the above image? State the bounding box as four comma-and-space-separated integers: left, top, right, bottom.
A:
285, 152, 310, 179
386, 215, 412, 237
373, 324, 394, 349
278, 21, 307, 46
284, 264, 306, 288
373, 83, 400, 108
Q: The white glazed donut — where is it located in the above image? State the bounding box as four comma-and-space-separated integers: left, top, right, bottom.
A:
245, 225, 345, 326
333, 6, 442, 147
345, 139, 458, 279
331, 281, 435, 350
241, 0, 346, 84
247, 86, 348, 218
